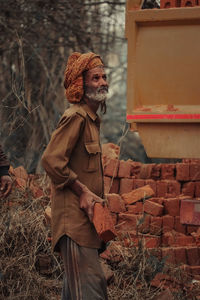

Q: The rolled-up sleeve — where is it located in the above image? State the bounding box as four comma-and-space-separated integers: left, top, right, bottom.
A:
42, 113, 85, 189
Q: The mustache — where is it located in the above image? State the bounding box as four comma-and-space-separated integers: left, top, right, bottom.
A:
97, 86, 108, 93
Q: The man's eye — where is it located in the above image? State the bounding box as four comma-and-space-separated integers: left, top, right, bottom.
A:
93, 76, 99, 81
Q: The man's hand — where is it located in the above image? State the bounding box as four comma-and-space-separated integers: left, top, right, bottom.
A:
0, 175, 12, 198
70, 179, 105, 222
79, 190, 105, 222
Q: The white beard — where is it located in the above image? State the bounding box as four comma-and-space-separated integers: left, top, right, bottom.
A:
85, 87, 109, 102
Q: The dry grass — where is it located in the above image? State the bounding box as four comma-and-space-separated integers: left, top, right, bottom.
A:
0, 186, 63, 300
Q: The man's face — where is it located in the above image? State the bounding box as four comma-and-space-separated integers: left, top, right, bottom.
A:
84, 67, 109, 102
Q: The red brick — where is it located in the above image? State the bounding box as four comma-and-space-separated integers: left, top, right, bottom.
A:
119, 178, 133, 194
195, 182, 200, 197
174, 216, 186, 234
182, 182, 195, 198
176, 235, 195, 247
186, 225, 198, 234
190, 164, 200, 181
127, 202, 143, 214
145, 179, 156, 194
132, 179, 145, 189
150, 216, 162, 235
164, 198, 180, 216
162, 215, 174, 233
188, 266, 200, 276
104, 159, 119, 178
182, 182, 195, 197
93, 203, 117, 243
122, 185, 155, 205
156, 180, 168, 197
117, 213, 138, 231
162, 231, 177, 247
149, 197, 164, 205
181, 0, 197, 7
186, 247, 200, 266
161, 164, 175, 180
138, 214, 150, 234
109, 178, 119, 194
139, 164, 155, 179
174, 247, 187, 265
166, 180, 181, 198
144, 200, 163, 217
176, 163, 190, 181
144, 236, 161, 248
130, 161, 142, 177
104, 176, 111, 194
151, 164, 161, 180
162, 247, 176, 264
118, 160, 132, 178
106, 193, 126, 213
111, 213, 117, 225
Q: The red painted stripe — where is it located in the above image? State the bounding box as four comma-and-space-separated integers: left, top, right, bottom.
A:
127, 114, 200, 120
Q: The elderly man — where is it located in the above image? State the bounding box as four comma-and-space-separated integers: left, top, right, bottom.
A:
0, 144, 12, 198
42, 52, 109, 300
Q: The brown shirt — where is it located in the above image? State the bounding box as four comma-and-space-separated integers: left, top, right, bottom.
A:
42, 103, 103, 251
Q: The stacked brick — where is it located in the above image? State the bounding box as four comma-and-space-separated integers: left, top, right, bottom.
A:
160, 0, 199, 8
103, 159, 200, 276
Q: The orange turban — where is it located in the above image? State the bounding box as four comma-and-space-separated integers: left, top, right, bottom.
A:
64, 52, 104, 104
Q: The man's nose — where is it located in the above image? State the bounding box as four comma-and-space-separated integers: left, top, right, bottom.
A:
100, 77, 108, 87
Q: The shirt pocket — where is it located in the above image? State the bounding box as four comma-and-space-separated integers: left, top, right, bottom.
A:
84, 141, 101, 172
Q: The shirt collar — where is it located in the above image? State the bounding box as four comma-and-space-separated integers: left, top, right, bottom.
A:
80, 103, 99, 122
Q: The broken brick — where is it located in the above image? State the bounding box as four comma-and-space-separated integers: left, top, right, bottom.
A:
122, 185, 154, 205
117, 213, 138, 231
106, 193, 126, 213
93, 203, 117, 243
144, 200, 163, 217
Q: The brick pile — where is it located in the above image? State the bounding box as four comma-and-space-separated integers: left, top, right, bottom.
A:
103, 158, 200, 276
